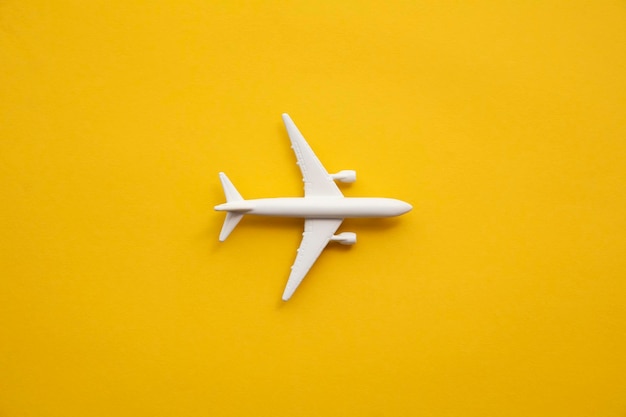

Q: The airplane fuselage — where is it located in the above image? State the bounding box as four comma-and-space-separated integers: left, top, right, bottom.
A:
215, 197, 412, 219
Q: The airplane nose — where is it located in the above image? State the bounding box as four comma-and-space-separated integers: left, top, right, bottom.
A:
399, 201, 412, 214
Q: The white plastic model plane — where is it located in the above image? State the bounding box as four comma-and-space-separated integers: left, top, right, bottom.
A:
215, 114, 412, 301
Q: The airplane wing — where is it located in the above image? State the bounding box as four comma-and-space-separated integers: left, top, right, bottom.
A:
282, 113, 343, 198
282, 218, 343, 301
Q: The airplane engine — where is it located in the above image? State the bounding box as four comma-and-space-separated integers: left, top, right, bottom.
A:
331, 170, 356, 183
331, 232, 357, 245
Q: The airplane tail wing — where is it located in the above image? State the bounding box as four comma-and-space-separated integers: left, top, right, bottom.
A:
219, 212, 244, 241
219, 172, 243, 203
217, 172, 245, 241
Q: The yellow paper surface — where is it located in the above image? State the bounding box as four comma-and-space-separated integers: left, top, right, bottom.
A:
1, 2, 626, 416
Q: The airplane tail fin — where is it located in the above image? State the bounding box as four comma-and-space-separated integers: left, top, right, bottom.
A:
217, 172, 245, 241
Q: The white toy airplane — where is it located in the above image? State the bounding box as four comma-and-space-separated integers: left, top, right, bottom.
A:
215, 114, 412, 301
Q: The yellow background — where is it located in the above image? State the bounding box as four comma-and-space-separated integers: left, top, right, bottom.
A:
1, 1, 625, 416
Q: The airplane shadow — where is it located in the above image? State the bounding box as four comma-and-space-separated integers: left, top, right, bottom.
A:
206, 214, 404, 255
